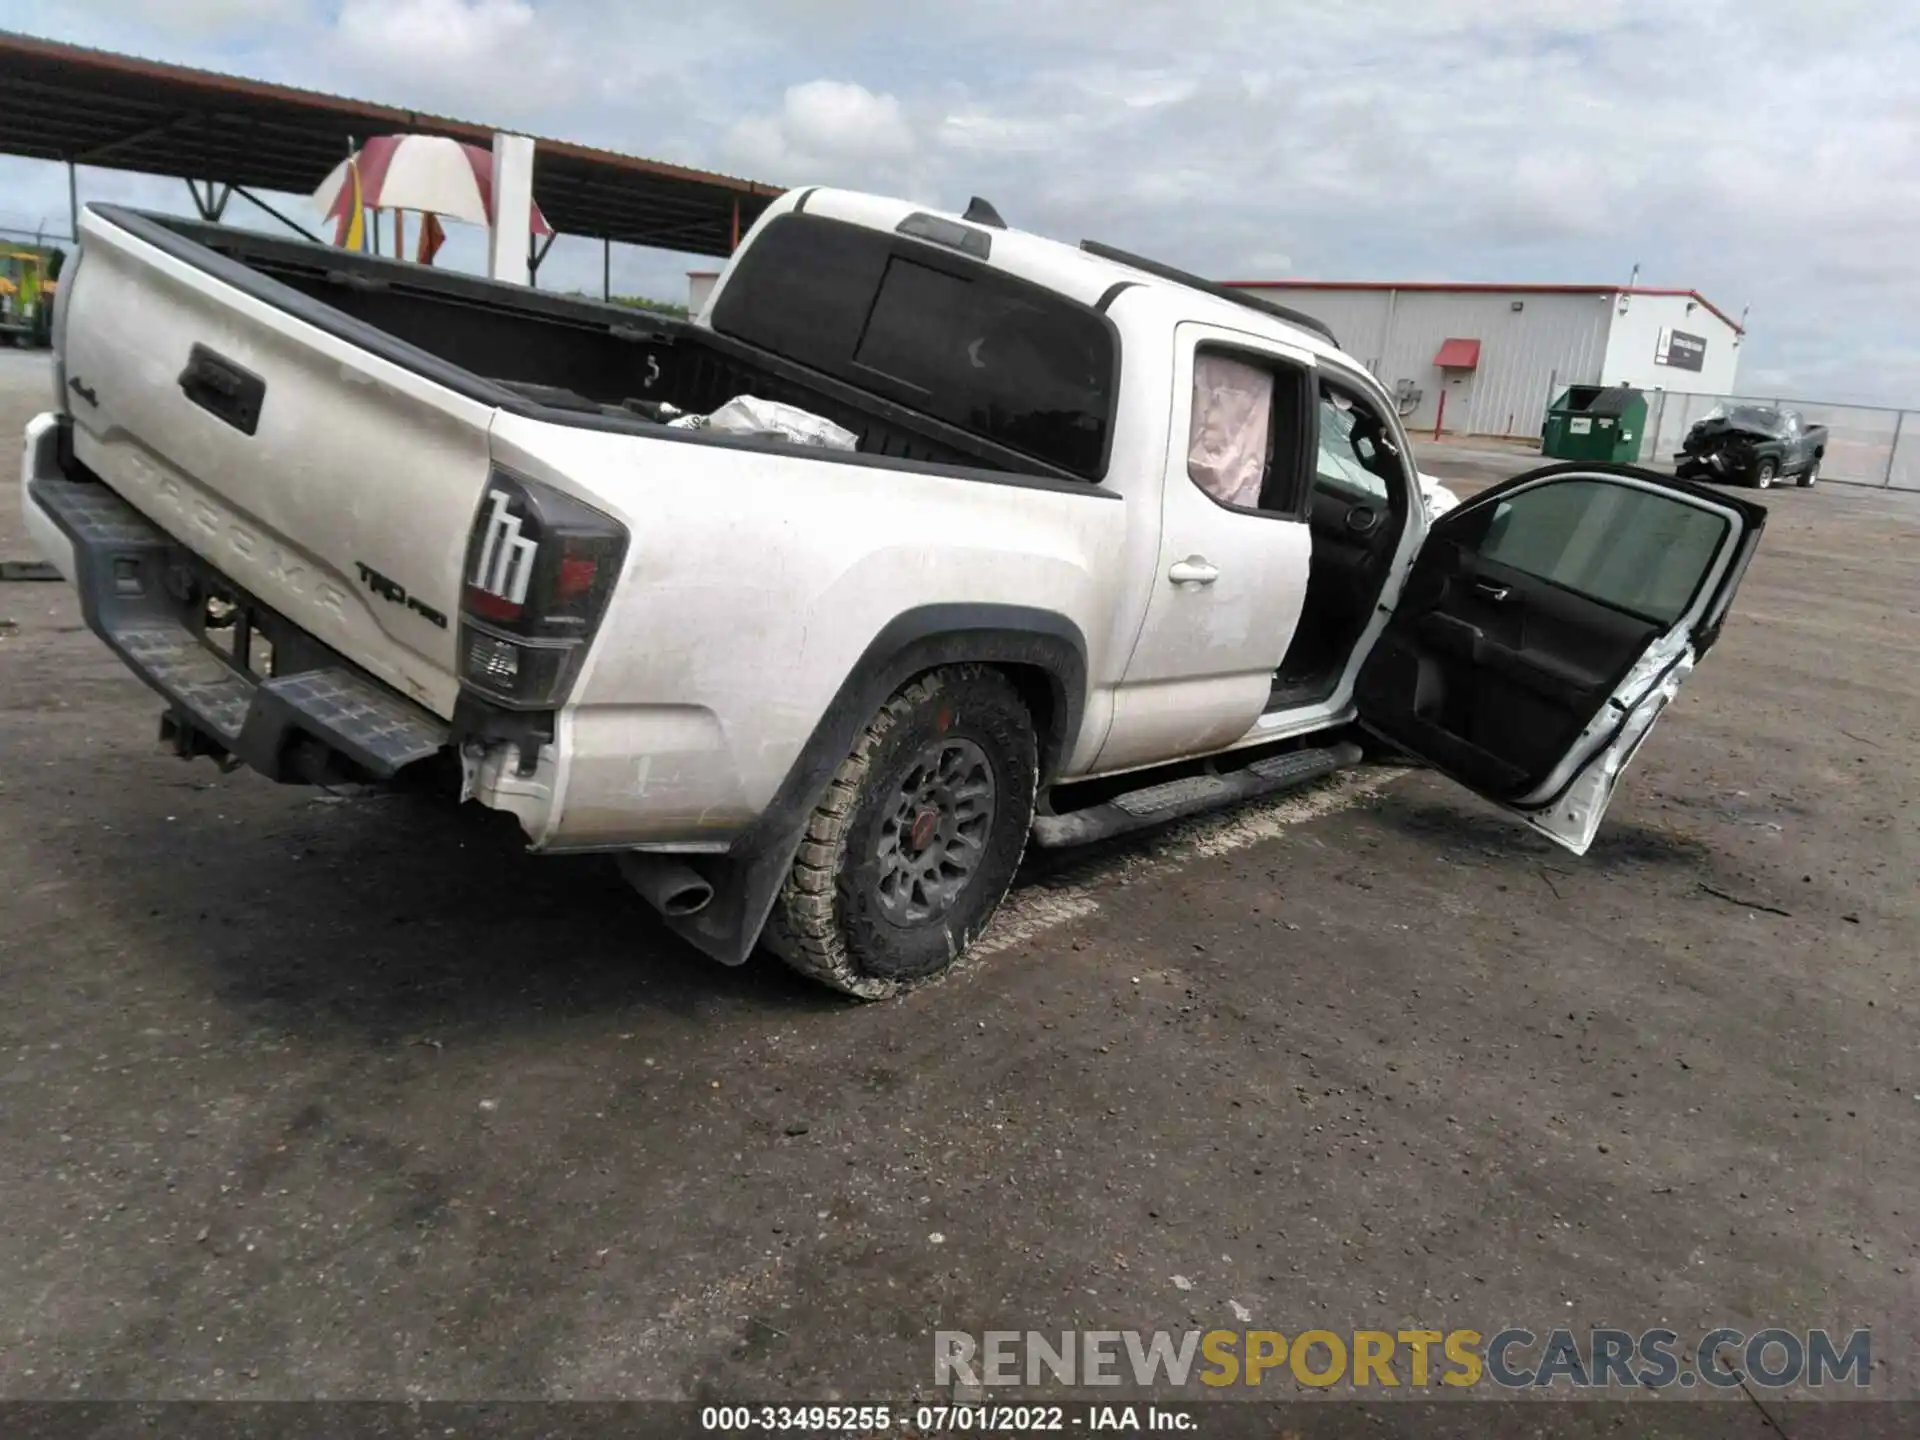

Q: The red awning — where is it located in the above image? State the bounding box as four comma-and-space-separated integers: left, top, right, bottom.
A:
1434, 337, 1481, 369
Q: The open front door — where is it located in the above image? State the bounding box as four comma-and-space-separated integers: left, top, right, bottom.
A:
1354, 463, 1766, 854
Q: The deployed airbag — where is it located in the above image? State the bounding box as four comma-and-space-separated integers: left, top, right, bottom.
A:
1187, 353, 1272, 508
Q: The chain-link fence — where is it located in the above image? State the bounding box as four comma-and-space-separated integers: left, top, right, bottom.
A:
1636, 391, 1917, 490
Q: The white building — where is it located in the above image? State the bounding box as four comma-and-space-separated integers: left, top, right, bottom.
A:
1222, 280, 1745, 439
687, 268, 721, 318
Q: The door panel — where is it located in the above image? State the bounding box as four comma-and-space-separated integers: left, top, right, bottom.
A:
1366, 541, 1662, 796
1356, 464, 1765, 852
1097, 325, 1316, 773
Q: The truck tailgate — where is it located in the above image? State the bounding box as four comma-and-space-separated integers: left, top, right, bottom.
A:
60, 207, 499, 719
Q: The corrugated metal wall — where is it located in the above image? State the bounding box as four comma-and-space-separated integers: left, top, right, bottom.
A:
1237, 286, 1615, 437
1248, 290, 1397, 371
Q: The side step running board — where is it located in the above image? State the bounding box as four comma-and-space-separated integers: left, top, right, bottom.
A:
1031, 741, 1364, 849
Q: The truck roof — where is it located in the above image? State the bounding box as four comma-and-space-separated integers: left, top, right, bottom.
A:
786, 188, 1352, 366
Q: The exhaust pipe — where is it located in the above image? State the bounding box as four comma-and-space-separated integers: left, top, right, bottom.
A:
617, 853, 715, 917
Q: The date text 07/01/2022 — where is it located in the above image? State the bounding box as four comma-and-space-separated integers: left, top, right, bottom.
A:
699, 1402, 1194, 1432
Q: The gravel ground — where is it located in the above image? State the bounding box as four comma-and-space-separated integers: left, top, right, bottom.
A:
1, 353, 1915, 1412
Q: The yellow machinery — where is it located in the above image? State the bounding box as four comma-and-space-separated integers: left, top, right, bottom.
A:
0, 247, 60, 347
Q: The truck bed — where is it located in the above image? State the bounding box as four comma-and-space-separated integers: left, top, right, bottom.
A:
139, 213, 1064, 481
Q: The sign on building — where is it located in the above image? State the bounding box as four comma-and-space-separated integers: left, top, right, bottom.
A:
1656, 328, 1708, 372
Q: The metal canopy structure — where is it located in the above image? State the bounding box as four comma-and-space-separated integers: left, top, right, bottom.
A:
0, 29, 782, 257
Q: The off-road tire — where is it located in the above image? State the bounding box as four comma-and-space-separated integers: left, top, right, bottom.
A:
1753, 457, 1777, 489
1798, 458, 1820, 488
765, 666, 1037, 1000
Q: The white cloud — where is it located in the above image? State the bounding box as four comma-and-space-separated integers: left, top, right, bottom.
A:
1057, 66, 1196, 111
935, 110, 1062, 156
328, 0, 578, 115
60, 0, 314, 38
1238, 250, 1293, 276
723, 81, 918, 187
781, 81, 915, 163
335, 0, 534, 59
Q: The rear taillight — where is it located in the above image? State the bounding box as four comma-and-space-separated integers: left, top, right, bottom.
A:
457, 468, 627, 710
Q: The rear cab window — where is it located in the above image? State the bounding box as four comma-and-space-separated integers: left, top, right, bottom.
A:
710, 214, 1117, 479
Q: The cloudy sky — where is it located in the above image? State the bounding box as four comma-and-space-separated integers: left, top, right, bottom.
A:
0, 0, 1911, 405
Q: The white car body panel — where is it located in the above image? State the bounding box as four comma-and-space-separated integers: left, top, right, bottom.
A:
487, 410, 1132, 850
58, 209, 494, 717
1419, 472, 1460, 516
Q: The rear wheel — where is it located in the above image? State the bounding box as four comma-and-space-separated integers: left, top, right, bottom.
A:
1798, 458, 1820, 487
766, 666, 1037, 999
1753, 457, 1777, 489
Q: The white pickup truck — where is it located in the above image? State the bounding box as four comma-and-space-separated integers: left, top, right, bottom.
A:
22, 187, 1765, 997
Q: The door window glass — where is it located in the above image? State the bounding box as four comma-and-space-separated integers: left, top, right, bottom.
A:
1478, 479, 1729, 625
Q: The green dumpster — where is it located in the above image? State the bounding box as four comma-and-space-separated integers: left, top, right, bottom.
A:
1540, 385, 1648, 463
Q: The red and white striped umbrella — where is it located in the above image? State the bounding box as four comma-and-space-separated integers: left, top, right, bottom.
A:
313, 134, 553, 235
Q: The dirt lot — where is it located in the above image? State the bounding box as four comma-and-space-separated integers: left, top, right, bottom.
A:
1, 353, 1915, 1408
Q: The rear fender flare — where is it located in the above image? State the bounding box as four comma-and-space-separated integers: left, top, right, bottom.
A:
649, 604, 1089, 967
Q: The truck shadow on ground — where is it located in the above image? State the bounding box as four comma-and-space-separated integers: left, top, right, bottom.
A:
69, 784, 860, 1037
1369, 794, 1714, 870
55, 749, 1726, 1051
68, 763, 1718, 1044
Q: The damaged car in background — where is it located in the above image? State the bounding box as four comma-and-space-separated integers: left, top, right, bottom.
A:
25, 187, 1766, 999
1675, 403, 1827, 489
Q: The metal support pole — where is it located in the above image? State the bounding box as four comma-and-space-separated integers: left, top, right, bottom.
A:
731, 197, 740, 251
1377, 287, 1397, 378
185, 179, 231, 223
230, 187, 326, 244
1886, 409, 1905, 490
527, 228, 558, 288
67, 159, 79, 238
602, 236, 611, 301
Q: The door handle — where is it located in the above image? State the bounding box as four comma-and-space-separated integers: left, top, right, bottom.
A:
1472, 580, 1512, 602
1168, 556, 1220, 586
